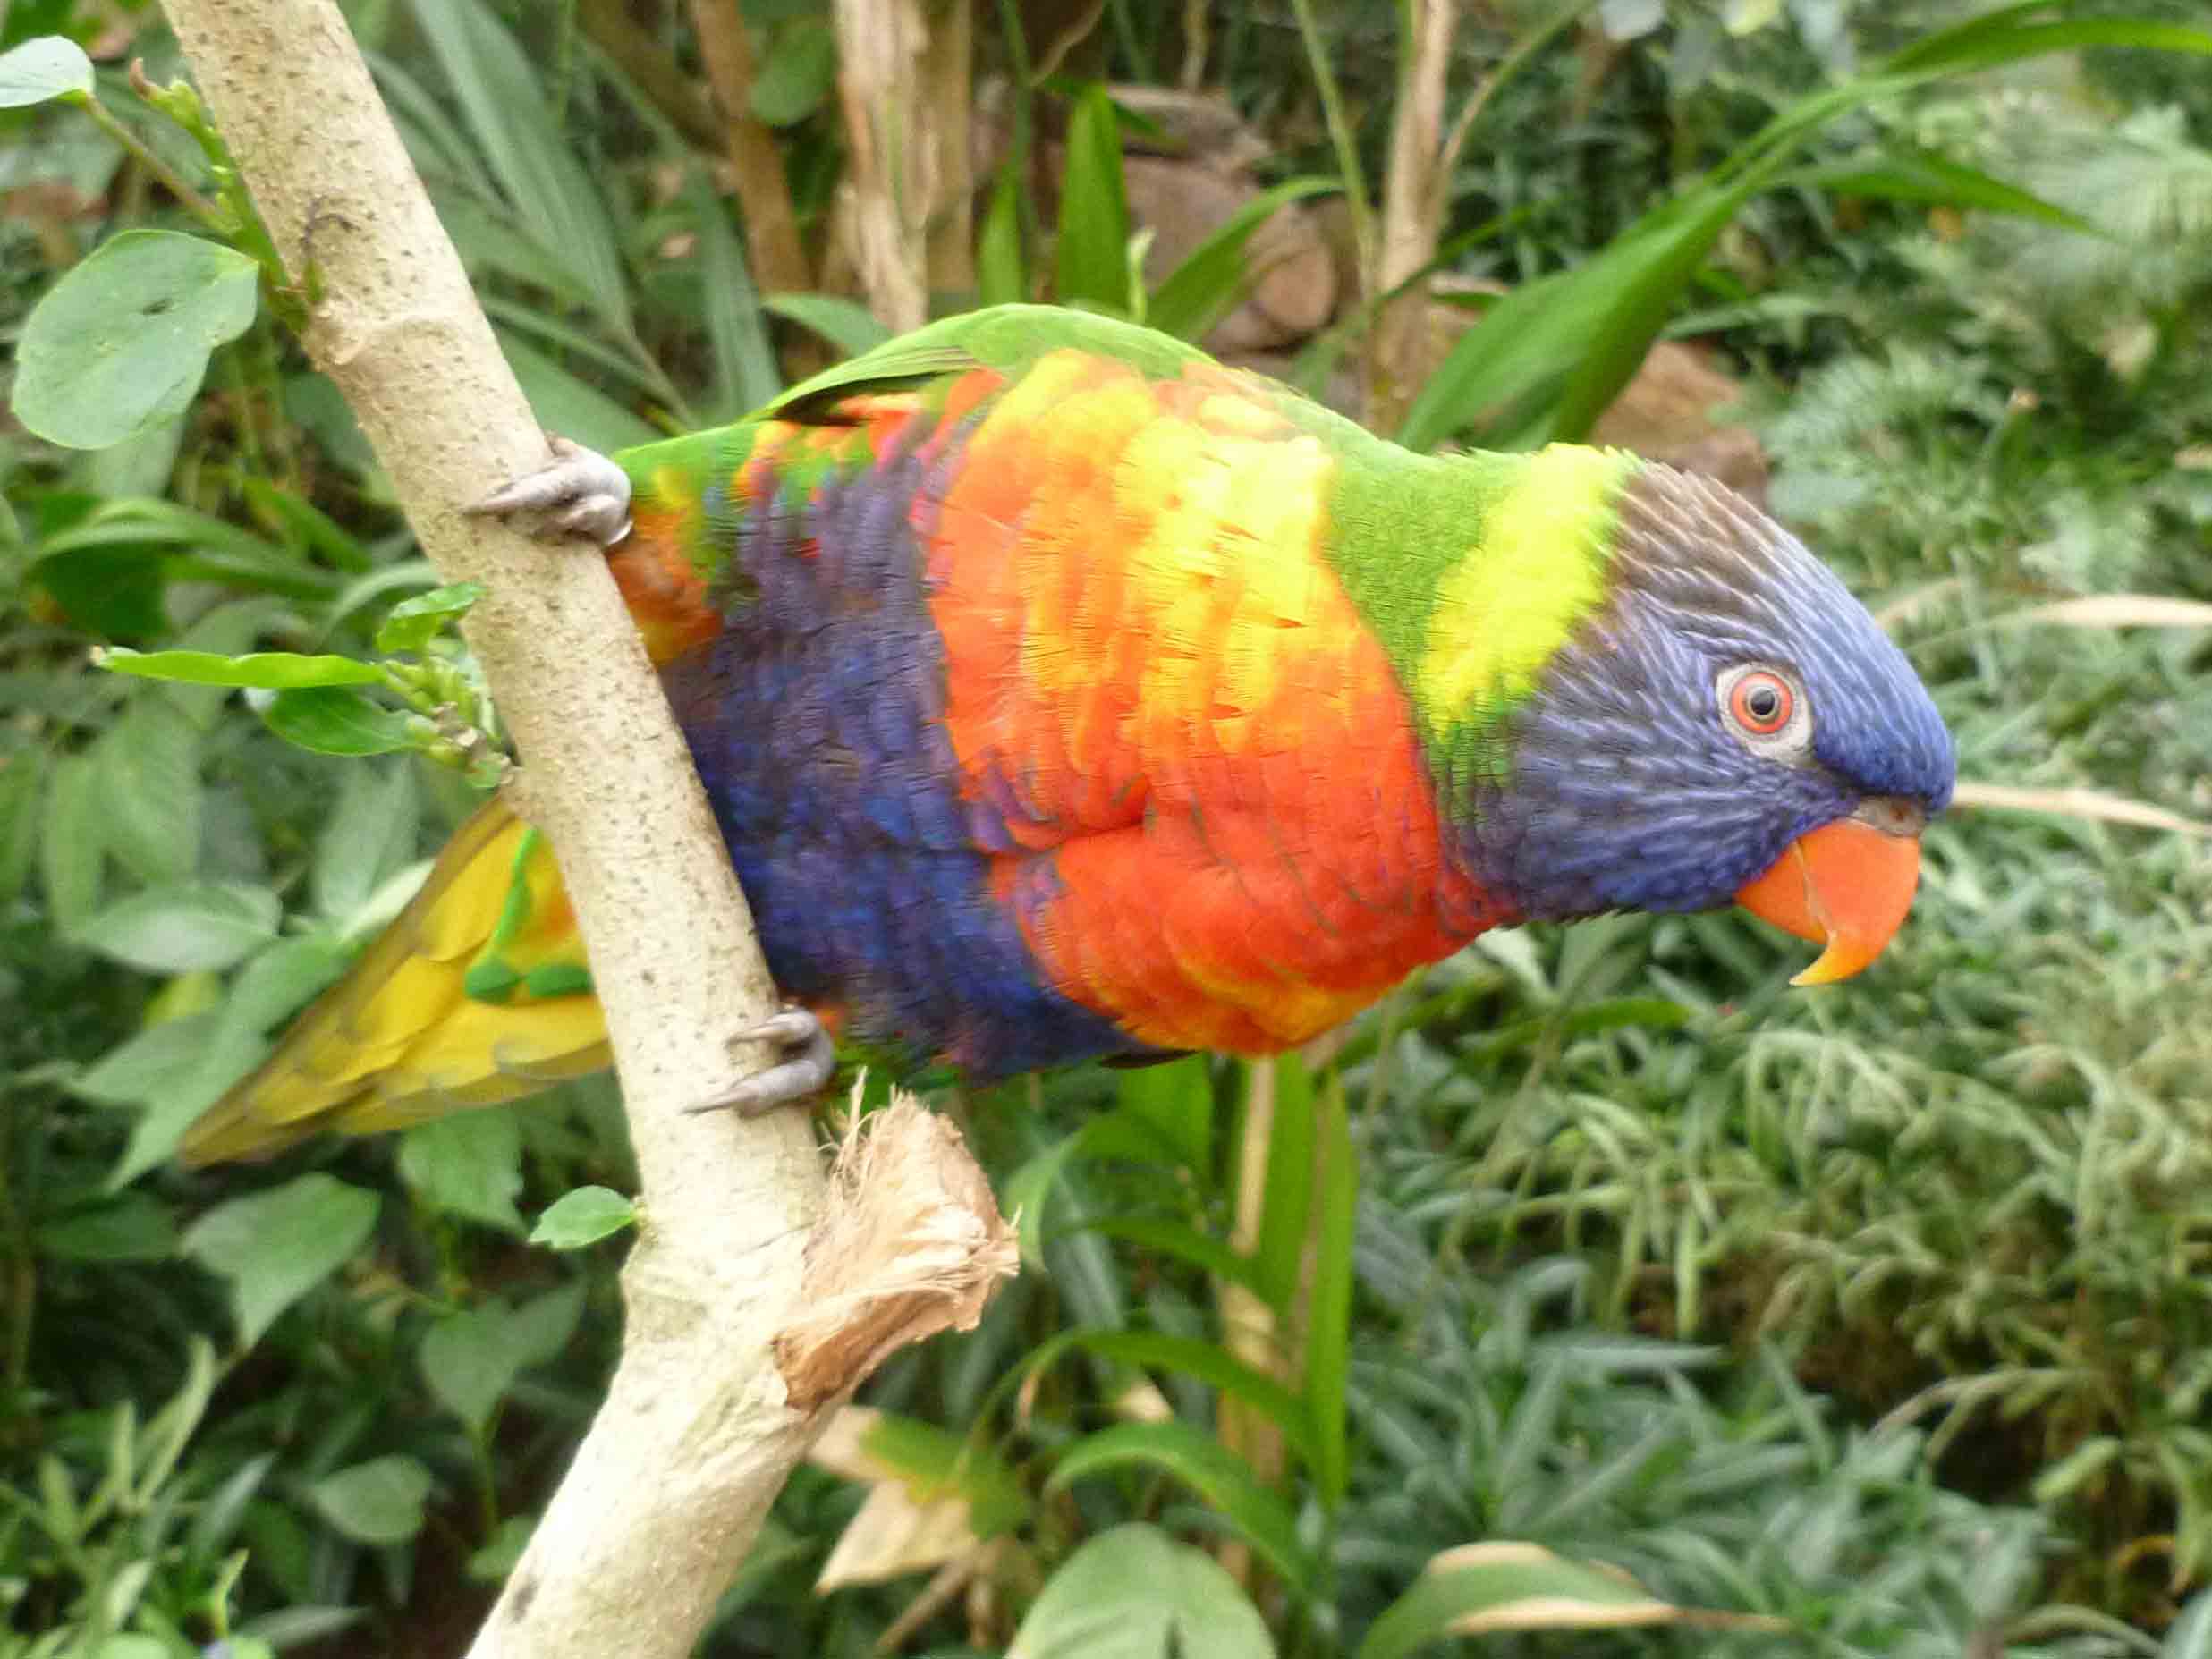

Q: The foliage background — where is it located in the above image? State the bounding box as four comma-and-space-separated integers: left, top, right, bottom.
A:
4, 0, 2212, 1655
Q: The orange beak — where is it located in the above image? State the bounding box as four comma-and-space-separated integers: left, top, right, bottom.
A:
1733, 815, 1922, 986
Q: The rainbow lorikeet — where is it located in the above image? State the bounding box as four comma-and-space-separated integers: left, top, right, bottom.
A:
179, 306, 1953, 1164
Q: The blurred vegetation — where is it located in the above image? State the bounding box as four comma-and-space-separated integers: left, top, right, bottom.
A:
4, 0, 2212, 1655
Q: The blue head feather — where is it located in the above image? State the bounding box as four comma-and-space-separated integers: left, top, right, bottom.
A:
1469, 464, 1955, 920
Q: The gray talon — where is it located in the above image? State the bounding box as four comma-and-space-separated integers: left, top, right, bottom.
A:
470, 436, 633, 547
685, 1010, 836, 1119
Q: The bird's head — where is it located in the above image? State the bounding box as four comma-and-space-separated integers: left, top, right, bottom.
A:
1459, 458, 1954, 984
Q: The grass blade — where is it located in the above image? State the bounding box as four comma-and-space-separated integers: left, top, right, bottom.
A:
410, 0, 630, 331
682, 165, 779, 419
1302, 1070, 1356, 1510
1055, 83, 1132, 313
1047, 1422, 1318, 1594
1147, 176, 1341, 343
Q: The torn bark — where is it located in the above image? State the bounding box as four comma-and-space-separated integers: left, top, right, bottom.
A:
778, 1088, 1020, 1411
154, 5, 1011, 1655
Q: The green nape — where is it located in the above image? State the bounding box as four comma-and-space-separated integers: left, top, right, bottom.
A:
761, 304, 1211, 417
1297, 419, 1638, 802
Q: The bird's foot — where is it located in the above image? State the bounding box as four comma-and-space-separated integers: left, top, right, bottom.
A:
468, 435, 632, 547
686, 1009, 836, 1118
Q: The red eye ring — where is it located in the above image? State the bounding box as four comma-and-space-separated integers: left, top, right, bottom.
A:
1728, 670, 1794, 736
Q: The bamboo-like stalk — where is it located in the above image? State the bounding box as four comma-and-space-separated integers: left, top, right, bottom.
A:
833, 0, 931, 330
925, 0, 979, 298
1367, 0, 1458, 433
1216, 1058, 1288, 1588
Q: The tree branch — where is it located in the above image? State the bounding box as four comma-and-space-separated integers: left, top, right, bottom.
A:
155, 4, 828, 1653
684, 0, 815, 300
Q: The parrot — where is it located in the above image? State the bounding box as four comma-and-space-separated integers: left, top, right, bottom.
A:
177, 305, 1954, 1164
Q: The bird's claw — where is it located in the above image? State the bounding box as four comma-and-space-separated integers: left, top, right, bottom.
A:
685, 1009, 836, 1119
469, 435, 633, 547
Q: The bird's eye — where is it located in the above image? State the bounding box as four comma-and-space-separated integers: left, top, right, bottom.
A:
1716, 663, 1810, 755
1730, 671, 1792, 734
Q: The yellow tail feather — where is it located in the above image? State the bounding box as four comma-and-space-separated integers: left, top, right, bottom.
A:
180, 795, 611, 1164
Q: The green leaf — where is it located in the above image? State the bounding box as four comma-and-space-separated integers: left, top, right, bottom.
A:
410, 3, 631, 332
1055, 84, 1133, 315
398, 1107, 526, 1233
683, 165, 779, 420
1392, 6, 2212, 453
1251, 1054, 1315, 1314
501, 332, 662, 453
1397, 181, 1757, 452
979, 165, 1028, 309
418, 1309, 513, 1433
420, 1285, 584, 1431
750, 17, 836, 126
761, 292, 893, 360
97, 695, 201, 885
1885, 15, 2212, 77
13, 230, 260, 450
70, 1011, 223, 1107
109, 1011, 270, 1186
73, 883, 280, 974
859, 1412, 1033, 1537
314, 759, 419, 921
182, 1174, 380, 1345
374, 582, 486, 654
1356, 1542, 1781, 1658
1147, 177, 1340, 343
1007, 1524, 1274, 1659
307, 1455, 431, 1546
470, 1516, 535, 1581
1014, 1330, 1318, 1468
261, 686, 414, 756
36, 1191, 179, 1262
1111, 1053, 1213, 1181
530, 1185, 638, 1249
1047, 1424, 1315, 1593
1792, 151, 2096, 233
244, 479, 377, 572
0, 37, 94, 106
97, 647, 387, 689
1080, 1216, 1262, 1294
0, 749, 41, 904
159, 598, 292, 728
138, 1333, 217, 1503
1001, 1131, 1093, 1267
40, 752, 104, 929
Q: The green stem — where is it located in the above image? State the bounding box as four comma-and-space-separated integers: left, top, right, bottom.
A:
70, 91, 227, 232
1289, 0, 1375, 288
995, 0, 1041, 275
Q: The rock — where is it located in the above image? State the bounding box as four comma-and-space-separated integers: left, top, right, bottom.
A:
1121, 154, 1336, 351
